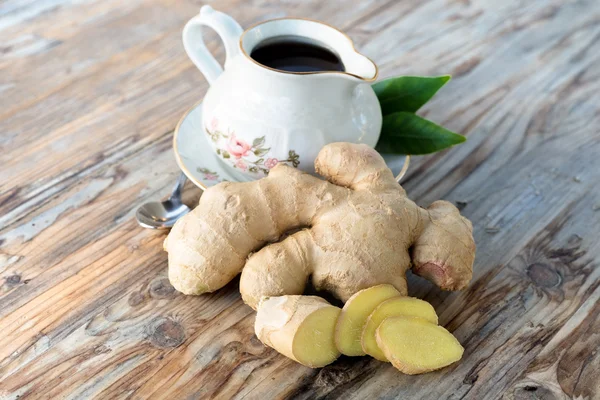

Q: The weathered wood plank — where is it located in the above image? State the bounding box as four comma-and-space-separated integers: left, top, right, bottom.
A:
1, 0, 599, 399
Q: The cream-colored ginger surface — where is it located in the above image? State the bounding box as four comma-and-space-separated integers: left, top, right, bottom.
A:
376, 316, 464, 374
361, 296, 438, 361
164, 142, 475, 309
255, 295, 341, 368
335, 284, 401, 356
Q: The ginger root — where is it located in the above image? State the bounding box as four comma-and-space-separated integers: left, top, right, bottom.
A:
376, 316, 464, 374
164, 142, 475, 310
255, 295, 341, 368
361, 296, 438, 361
335, 284, 401, 356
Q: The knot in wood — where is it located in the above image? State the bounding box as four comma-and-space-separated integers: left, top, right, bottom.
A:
527, 263, 561, 288
5, 274, 21, 288
149, 277, 176, 299
513, 384, 558, 400
148, 317, 185, 348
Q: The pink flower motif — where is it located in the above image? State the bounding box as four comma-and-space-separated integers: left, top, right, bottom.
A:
204, 173, 218, 181
227, 133, 252, 159
264, 158, 279, 169
235, 159, 247, 171
210, 117, 219, 131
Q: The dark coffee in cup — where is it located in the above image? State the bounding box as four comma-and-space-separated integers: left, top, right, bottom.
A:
250, 36, 345, 73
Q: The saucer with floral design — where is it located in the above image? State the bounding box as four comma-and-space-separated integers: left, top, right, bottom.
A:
174, 101, 410, 190
173, 101, 256, 190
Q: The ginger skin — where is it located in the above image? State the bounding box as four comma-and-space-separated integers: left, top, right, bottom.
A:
164, 142, 475, 309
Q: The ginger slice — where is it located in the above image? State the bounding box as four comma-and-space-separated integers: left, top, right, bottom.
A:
361, 296, 438, 361
335, 284, 401, 356
375, 316, 464, 374
255, 295, 341, 368
293, 306, 342, 367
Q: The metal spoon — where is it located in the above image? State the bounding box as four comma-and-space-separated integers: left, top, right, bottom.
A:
136, 173, 190, 229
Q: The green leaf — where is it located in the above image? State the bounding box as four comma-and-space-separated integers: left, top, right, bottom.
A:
253, 136, 266, 148
222, 151, 230, 159
376, 112, 466, 155
254, 148, 269, 157
372, 75, 451, 115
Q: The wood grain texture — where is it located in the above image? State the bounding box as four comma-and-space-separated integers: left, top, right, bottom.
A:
1, 0, 599, 399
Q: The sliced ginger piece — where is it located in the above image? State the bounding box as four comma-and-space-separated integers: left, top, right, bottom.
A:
335, 284, 401, 356
376, 316, 464, 374
255, 295, 341, 368
293, 306, 341, 367
361, 296, 438, 361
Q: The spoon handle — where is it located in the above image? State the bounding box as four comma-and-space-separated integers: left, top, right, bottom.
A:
169, 173, 187, 200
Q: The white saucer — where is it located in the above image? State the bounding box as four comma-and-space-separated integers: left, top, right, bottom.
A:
173, 101, 410, 190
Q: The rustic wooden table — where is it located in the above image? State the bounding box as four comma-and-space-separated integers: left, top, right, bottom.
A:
2, 0, 599, 399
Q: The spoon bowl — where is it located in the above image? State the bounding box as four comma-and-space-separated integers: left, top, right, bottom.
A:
136, 173, 190, 229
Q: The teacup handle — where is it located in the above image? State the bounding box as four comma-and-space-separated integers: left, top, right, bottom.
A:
182, 6, 243, 85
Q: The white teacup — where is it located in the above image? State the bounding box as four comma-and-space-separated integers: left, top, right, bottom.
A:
183, 6, 382, 178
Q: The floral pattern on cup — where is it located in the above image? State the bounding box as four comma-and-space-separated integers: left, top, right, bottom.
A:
197, 167, 220, 181
206, 117, 300, 176
264, 158, 278, 169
